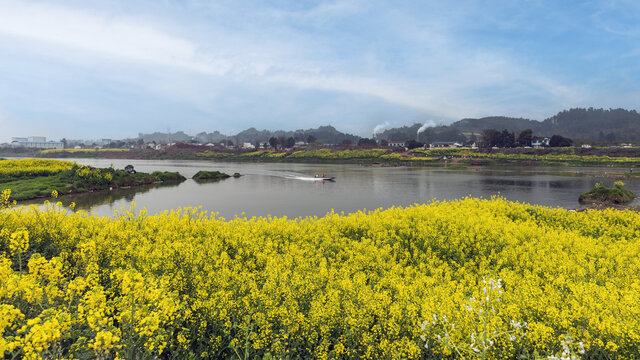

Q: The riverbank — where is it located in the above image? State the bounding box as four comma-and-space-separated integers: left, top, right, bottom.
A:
5, 144, 640, 168
0, 159, 185, 201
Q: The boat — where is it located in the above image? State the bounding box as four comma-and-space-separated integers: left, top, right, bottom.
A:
290, 175, 336, 181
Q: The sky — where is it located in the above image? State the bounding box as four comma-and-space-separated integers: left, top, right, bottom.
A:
1, 0, 640, 142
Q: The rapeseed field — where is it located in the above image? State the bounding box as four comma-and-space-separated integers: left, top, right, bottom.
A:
1, 190, 639, 359
0, 159, 76, 181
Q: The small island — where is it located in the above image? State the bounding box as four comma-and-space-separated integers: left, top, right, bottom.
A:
1, 159, 185, 201
578, 181, 635, 206
192, 170, 231, 181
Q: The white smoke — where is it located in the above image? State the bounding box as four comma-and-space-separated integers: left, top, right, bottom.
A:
417, 121, 436, 140
417, 121, 436, 135
372, 122, 390, 137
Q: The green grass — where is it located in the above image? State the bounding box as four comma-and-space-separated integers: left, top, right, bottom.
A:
578, 181, 635, 205
2, 167, 186, 201
192, 170, 230, 181
1, 176, 72, 200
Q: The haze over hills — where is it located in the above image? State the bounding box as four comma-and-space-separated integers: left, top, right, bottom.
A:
133, 108, 640, 146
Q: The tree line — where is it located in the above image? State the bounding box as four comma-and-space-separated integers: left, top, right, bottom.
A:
481, 129, 572, 148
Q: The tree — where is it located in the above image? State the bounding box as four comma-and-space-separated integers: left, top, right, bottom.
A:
285, 137, 296, 148
358, 138, 378, 146
516, 129, 533, 147
268, 137, 278, 149
499, 129, 515, 148
306, 135, 317, 144
405, 140, 424, 149
341, 139, 352, 146
481, 129, 501, 148
61, 138, 68, 149
549, 135, 572, 147
277, 136, 287, 149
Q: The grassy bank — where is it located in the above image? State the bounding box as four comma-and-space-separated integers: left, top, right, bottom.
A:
5, 144, 640, 167
196, 148, 438, 165
411, 148, 640, 166
39, 148, 131, 158
0, 159, 185, 201
1, 197, 639, 359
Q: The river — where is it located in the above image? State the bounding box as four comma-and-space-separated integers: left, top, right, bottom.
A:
22, 159, 640, 218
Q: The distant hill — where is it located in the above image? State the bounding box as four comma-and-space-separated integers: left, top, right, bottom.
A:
539, 108, 640, 141
133, 108, 640, 146
377, 108, 640, 143
137, 125, 360, 146
137, 131, 191, 144
450, 116, 539, 133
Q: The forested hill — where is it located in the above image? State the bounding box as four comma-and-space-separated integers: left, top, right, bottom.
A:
452, 108, 640, 141
232, 125, 359, 145
540, 108, 640, 141
451, 117, 539, 133
385, 108, 640, 143
138, 125, 360, 145
133, 108, 640, 145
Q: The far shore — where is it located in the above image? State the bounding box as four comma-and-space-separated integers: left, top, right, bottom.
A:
3, 144, 640, 169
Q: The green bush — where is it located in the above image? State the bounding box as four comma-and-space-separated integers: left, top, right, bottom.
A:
578, 181, 635, 205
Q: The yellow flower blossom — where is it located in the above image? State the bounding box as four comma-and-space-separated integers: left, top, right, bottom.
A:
9, 229, 29, 256
0, 196, 639, 358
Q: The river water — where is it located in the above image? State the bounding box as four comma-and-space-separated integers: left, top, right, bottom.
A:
23, 159, 640, 218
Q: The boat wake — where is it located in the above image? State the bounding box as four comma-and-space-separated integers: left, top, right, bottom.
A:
288, 176, 335, 181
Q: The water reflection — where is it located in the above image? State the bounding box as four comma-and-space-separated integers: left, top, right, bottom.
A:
22, 182, 182, 212
21, 158, 640, 218
480, 178, 580, 189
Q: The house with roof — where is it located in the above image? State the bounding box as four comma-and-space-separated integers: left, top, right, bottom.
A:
429, 141, 462, 149
531, 137, 550, 147
387, 141, 406, 147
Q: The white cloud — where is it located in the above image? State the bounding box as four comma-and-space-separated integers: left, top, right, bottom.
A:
0, 0, 594, 133
0, 0, 233, 75
0, 1, 452, 115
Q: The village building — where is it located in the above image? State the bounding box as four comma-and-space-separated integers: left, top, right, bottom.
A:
429, 141, 462, 148
11, 136, 64, 149
531, 137, 550, 147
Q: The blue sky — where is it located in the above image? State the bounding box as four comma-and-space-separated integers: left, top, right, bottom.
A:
1, 0, 639, 142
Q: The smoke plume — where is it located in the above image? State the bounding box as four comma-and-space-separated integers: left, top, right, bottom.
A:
372, 122, 390, 137
417, 121, 435, 135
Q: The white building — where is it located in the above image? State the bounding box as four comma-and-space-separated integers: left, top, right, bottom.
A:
11, 136, 63, 149
429, 141, 462, 148
387, 141, 406, 147
531, 137, 550, 147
